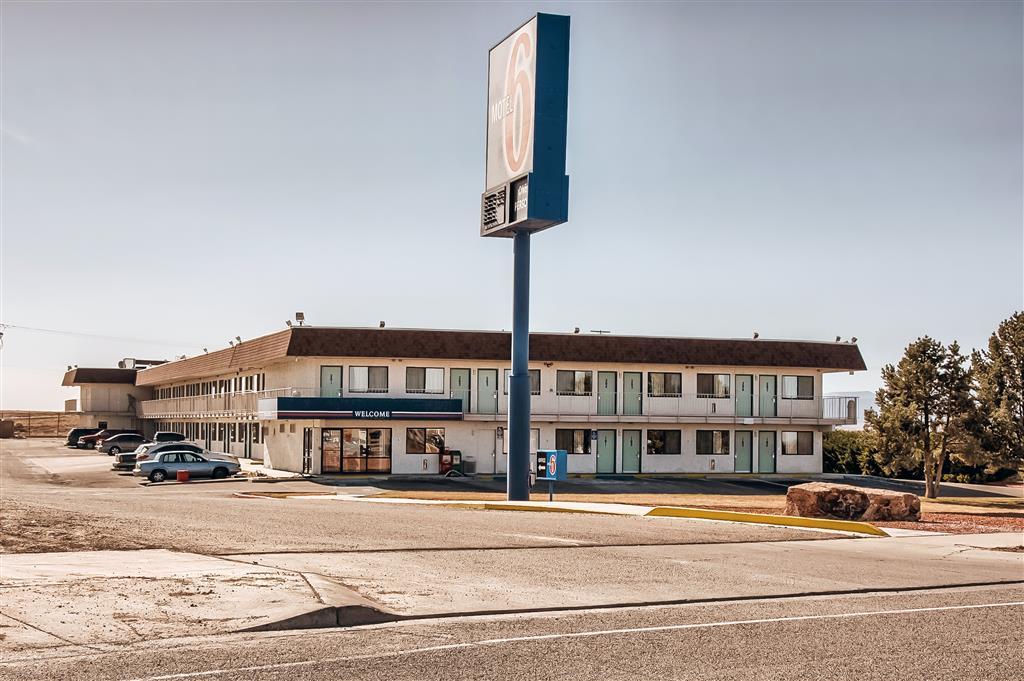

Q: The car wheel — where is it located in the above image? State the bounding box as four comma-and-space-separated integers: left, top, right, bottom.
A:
212, 467, 229, 479
148, 469, 167, 483
109, 447, 120, 455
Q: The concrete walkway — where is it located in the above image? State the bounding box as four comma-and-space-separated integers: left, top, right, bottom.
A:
2, 533, 1020, 657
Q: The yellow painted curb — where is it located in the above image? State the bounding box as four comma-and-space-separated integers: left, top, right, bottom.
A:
480, 503, 616, 515
646, 506, 889, 536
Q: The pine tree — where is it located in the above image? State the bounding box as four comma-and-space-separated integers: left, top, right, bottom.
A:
972, 312, 1024, 470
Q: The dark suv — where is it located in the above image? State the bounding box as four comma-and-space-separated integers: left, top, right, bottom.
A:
66, 428, 101, 448
78, 429, 143, 449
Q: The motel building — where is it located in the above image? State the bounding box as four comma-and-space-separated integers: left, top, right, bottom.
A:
61, 326, 865, 476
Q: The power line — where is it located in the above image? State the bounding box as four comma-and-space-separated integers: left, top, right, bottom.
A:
0, 323, 207, 349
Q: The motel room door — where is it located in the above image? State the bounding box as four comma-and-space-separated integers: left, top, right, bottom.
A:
757, 431, 776, 473
320, 366, 342, 398
478, 369, 498, 414
596, 429, 616, 474
623, 372, 642, 416
759, 375, 777, 417
735, 375, 753, 417
621, 429, 641, 474
450, 369, 471, 413
734, 430, 753, 473
597, 372, 617, 416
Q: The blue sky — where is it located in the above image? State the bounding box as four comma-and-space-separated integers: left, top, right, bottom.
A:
2, 1, 1021, 409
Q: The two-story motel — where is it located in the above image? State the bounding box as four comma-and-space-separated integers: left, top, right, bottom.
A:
62, 326, 865, 476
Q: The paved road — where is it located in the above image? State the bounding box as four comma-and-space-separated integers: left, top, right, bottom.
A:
3, 439, 1022, 680
2, 584, 1021, 680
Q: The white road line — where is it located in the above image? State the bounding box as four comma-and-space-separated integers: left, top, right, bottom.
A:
124, 600, 1024, 681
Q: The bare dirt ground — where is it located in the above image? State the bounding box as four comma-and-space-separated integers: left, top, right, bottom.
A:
0, 498, 164, 553
370, 490, 1024, 534
0, 410, 80, 438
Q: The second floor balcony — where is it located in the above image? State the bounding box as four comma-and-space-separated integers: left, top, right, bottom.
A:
140, 387, 858, 426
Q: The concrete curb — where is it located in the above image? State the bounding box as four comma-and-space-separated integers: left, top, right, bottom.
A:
645, 506, 889, 537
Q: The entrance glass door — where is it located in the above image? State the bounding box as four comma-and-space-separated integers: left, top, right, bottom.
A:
736, 375, 753, 417
450, 369, 471, 413
597, 372, 617, 415
734, 430, 753, 472
622, 429, 641, 473
596, 429, 616, 474
321, 429, 341, 473
759, 375, 777, 417
623, 372, 642, 416
758, 431, 776, 473
322, 428, 392, 474
478, 369, 498, 414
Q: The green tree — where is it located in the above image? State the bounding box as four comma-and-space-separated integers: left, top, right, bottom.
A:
972, 311, 1024, 470
822, 429, 881, 476
866, 337, 975, 498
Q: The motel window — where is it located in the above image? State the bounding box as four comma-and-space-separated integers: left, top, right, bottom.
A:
782, 376, 815, 400
556, 370, 593, 396
406, 367, 444, 394
782, 431, 814, 455
647, 372, 682, 397
696, 430, 731, 456
350, 366, 388, 393
555, 429, 591, 455
647, 429, 681, 455
503, 369, 541, 395
406, 428, 445, 454
697, 374, 731, 398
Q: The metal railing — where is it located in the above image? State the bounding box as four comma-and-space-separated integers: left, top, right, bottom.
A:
140, 387, 858, 425
139, 387, 317, 419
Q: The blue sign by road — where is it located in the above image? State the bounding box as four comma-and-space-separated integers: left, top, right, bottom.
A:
537, 450, 567, 481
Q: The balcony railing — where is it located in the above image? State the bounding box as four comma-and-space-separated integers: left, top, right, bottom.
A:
141, 387, 858, 425
139, 387, 317, 419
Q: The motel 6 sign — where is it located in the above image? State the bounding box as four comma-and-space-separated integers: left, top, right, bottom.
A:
481, 14, 570, 238
537, 450, 568, 482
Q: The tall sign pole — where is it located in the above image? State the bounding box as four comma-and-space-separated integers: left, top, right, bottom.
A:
481, 14, 570, 501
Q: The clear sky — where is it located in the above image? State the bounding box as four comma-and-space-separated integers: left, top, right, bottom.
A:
2, 1, 1021, 410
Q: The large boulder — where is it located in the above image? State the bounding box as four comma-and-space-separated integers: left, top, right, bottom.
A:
861, 488, 921, 521
785, 482, 869, 519
785, 482, 920, 522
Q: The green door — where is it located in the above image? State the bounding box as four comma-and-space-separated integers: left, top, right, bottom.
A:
478, 369, 498, 414
450, 369, 471, 413
622, 429, 641, 473
320, 366, 342, 398
758, 431, 776, 473
596, 429, 616, 474
597, 372, 617, 415
759, 375, 777, 417
735, 375, 753, 417
623, 372, 642, 416
734, 430, 753, 472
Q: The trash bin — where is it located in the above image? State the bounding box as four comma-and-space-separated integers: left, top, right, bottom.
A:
176, 470, 189, 483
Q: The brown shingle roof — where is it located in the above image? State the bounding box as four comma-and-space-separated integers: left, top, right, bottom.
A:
135, 327, 866, 386
62, 368, 137, 386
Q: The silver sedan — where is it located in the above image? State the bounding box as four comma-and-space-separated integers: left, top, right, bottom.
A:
134, 450, 241, 483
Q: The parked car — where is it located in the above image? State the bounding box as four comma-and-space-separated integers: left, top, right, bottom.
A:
115, 442, 237, 471
78, 429, 142, 449
153, 431, 185, 442
65, 428, 101, 448
98, 433, 150, 455
134, 450, 241, 483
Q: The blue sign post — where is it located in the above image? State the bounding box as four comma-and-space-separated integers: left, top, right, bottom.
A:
537, 449, 567, 501
482, 14, 571, 502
